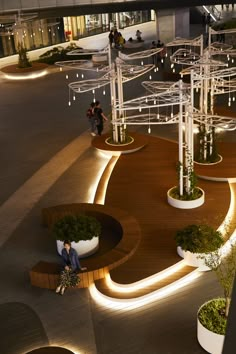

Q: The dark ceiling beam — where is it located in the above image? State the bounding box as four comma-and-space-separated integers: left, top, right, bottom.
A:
0, 1, 231, 18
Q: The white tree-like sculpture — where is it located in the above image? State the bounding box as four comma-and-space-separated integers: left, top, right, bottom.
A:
167, 28, 236, 164
57, 28, 236, 208
56, 45, 163, 143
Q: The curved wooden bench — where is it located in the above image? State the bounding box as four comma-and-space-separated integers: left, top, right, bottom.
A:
30, 203, 141, 289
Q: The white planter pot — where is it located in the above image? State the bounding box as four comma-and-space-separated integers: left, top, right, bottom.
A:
167, 187, 205, 209
92, 54, 108, 63
177, 247, 210, 271
56, 237, 99, 258
177, 246, 184, 258
197, 302, 225, 354
194, 154, 223, 166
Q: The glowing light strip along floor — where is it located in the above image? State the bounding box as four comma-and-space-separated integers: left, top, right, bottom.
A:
94, 154, 120, 205
4, 70, 48, 80
89, 269, 201, 310
105, 260, 186, 293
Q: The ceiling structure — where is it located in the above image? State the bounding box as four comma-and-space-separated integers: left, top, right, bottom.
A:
0, 1, 230, 18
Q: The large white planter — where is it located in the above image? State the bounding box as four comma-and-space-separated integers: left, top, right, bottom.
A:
177, 247, 210, 271
92, 53, 108, 64
167, 187, 205, 209
197, 301, 225, 354
56, 237, 99, 258
194, 154, 223, 166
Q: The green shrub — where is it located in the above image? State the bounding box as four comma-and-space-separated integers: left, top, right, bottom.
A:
175, 224, 224, 253
198, 298, 227, 335
37, 44, 91, 65
52, 214, 101, 242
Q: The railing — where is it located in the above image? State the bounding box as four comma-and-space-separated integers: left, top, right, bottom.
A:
202, 5, 221, 21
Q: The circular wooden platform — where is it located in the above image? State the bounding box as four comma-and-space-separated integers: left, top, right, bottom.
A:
1, 62, 48, 73
91, 132, 149, 155
1, 62, 49, 80
26, 347, 74, 354
194, 142, 236, 181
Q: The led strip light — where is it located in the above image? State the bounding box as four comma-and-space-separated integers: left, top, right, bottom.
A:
89, 269, 201, 311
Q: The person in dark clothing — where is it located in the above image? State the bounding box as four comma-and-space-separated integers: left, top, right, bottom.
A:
56, 240, 87, 295
150, 41, 157, 65
207, 13, 211, 25
87, 102, 96, 136
202, 12, 206, 27
113, 29, 119, 48
108, 30, 114, 48
94, 101, 108, 136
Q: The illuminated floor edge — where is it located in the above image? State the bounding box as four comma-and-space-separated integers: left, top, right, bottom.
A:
3, 69, 48, 80
104, 260, 186, 293
89, 269, 202, 310
88, 155, 236, 308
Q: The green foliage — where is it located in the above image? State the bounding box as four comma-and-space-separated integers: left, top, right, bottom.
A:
37, 43, 91, 65
204, 242, 236, 317
176, 145, 199, 199
18, 43, 31, 68
52, 214, 101, 242
59, 269, 80, 287
170, 186, 202, 201
175, 224, 224, 253
195, 125, 220, 163
198, 298, 227, 335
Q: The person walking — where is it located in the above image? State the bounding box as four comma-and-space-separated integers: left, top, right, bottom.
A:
55, 240, 87, 295
202, 12, 206, 27
86, 102, 96, 136
150, 41, 157, 65
108, 30, 114, 48
113, 29, 119, 48
94, 101, 108, 136
206, 13, 211, 25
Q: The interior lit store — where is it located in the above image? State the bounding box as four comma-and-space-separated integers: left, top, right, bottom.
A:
0, 10, 154, 57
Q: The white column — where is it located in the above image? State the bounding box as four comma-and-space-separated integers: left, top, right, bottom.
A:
178, 80, 184, 196
108, 45, 118, 142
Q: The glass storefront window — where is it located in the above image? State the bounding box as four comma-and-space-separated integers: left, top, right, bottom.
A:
0, 10, 152, 58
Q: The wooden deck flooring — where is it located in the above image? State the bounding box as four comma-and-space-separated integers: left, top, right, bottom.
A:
194, 142, 236, 179
98, 135, 232, 288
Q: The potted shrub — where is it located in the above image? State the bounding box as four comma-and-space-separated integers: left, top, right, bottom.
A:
197, 243, 236, 353
53, 214, 101, 258
175, 224, 224, 270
